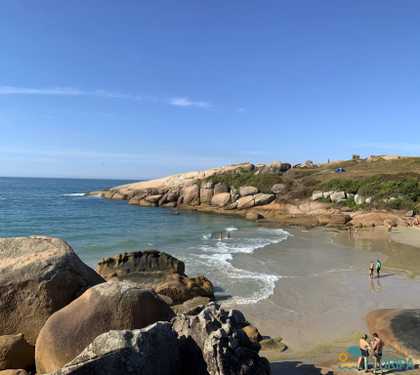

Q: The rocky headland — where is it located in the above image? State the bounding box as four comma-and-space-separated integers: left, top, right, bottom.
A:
90, 157, 420, 231
0, 236, 270, 375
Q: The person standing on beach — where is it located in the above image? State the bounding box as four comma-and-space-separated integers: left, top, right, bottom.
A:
369, 261, 375, 279
358, 334, 371, 372
376, 259, 382, 278
371, 333, 384, 374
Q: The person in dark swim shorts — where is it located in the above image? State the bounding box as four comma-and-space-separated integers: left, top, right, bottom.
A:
358, 334, 371, 372
372, 333, 384, 374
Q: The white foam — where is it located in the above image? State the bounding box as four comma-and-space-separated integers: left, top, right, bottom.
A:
201, 233, 212, 240
192, 226, 291, 305
62, 193, 86, 197
195, 252, 279, 305
257, 227, 292, 236
225, 226, 238, 232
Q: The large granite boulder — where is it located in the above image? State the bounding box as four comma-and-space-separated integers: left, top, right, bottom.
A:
330, 191, 346, 202
156, 274, 214, 304
172, 296, 211, 315
182, 185, 200, 206
172, 303, 271, 375
0, 236, 104, 345
200, 182, 214, 204
0, 334, 34, 371
254, 193, 275, 206
109, 192, 127, 200
96, 250, 185, 281
271, 183, 287, 194
159, 191, 179, 206
48, 323, 179, 375
211, 193, 231, 208
237, 196, 255, 209
239, 186, 259, 197
35, 281, 174, 374
144, 194, 163, 203
213, 182, 229, 194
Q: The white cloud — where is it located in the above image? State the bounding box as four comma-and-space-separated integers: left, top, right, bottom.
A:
169, 96, 211, 109
0, 86, 212, 110
0, 86, 139, 100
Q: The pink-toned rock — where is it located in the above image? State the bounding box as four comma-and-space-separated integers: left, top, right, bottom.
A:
210, 193, 231, 207
0, 236, 104, 345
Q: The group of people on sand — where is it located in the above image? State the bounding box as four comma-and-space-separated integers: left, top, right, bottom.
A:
369, 259, 382, 279
359, 333, 384, 373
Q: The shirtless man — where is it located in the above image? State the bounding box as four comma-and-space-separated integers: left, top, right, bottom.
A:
371, 333, 384, 374
358, 334, 371, 372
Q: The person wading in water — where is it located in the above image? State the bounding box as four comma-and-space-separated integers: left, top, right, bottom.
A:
369, 261, 375, 279
376, 259, 382, 278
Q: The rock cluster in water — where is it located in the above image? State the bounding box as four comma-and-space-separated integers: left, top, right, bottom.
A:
0, 236, 270, 375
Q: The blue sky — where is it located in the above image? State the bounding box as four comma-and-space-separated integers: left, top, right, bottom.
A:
1, 1, 420, 179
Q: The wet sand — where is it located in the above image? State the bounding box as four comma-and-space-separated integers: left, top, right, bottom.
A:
229, 227, 420, 355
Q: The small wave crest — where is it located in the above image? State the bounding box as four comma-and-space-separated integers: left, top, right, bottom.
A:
225, 226, 238, 232
194, 253, 279, 305
62, 193, 86, 197
194, 226, 291, 305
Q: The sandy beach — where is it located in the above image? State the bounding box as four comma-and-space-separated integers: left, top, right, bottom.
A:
227, 226, 420, 371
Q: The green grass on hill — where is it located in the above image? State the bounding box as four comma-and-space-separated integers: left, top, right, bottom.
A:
318, 174, 420, 210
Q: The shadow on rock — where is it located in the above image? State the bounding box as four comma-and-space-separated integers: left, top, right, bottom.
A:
271, 361, 333, 375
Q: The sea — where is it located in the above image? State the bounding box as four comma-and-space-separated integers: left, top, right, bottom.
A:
0, 177, 291, 305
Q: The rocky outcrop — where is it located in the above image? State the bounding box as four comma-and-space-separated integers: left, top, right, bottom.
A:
48, 323, 179, 375
330, 191, 346, 202
351, 212, 406, 228
214, 182, 229, 194
50, 304, 270, 375
96, 250, 185, 281
35, 282, 174, 374
0, 236, 104, 345
0, 334, 34, 371
254, 193, 275, 206
96, 251, 214, 304
172, 303, 270, 375
239, 186, 258, 197
172, 297, 211, 315
271, 183, 286, 195
242, 325, 263, 345
237, 196, 255, 209
183, 185, 200, 206
200, 182, 214, 204
211, 193, 231, 208
155, 274, 214, 305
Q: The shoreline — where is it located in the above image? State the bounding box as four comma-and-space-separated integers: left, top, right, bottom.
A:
224, 225, 420, 362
